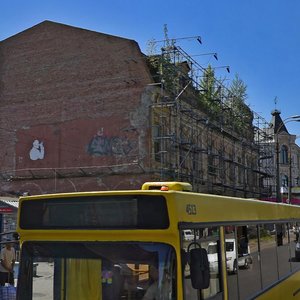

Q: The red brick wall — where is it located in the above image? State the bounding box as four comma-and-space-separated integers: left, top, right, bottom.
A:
0, 21, 154, 195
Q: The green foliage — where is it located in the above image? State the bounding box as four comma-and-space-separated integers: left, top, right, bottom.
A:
146, 24, 179, 90
198, 65, 222, 119
259, 228, 273, 240
146, 52, 184, 95
146, 38, 157, 57
229, 74, 247, 101
225, 74, 254, 138
146, 55, 161, 83
146, 32, 254, 139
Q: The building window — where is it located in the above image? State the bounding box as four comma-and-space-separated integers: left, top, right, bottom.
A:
153, 125, 161, 162
280, 145, 288, 164
237, 157, 243, 184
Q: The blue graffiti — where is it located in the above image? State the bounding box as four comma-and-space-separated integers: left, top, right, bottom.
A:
87, 135, 133, 156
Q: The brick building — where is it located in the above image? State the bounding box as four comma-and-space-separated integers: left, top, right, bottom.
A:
0, 21, 272, 197
0, 21, 155, 194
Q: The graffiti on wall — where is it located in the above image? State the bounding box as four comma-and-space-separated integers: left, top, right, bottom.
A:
87, 128, 134, 156
29, 140, 45, 160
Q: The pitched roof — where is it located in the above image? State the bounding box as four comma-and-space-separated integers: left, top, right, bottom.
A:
0, 20, 135, 44
270, 109, 289, 134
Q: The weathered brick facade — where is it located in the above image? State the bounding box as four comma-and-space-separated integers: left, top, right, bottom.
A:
0, 21, 155, 194
0, 21, 276, 198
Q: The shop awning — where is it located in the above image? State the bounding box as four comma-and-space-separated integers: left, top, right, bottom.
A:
0, 197, 19, 212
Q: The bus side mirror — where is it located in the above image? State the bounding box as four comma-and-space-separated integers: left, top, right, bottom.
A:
189, 247, 210, 289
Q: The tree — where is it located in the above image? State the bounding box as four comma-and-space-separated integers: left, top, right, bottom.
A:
198, 65, 222, 118
225, 74, 253, 137
228, 74, 247, 103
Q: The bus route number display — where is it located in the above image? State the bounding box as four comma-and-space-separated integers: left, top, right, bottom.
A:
186, 204, 197, 215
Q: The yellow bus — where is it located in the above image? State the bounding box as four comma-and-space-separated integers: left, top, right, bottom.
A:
15, 182, 300, 300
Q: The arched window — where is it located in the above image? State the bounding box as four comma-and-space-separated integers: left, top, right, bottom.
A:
280, 145, 289, 164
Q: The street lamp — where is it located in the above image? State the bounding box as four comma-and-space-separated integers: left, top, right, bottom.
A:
275, 115, 300, 203
211, 65, 230, 73
191, 53, 218, 61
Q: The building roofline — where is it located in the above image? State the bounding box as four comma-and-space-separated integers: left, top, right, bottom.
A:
0, 20, 137, 45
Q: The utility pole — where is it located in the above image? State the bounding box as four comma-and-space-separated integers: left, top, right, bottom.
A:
275, 135, 281, 203
288, 147, 292, 203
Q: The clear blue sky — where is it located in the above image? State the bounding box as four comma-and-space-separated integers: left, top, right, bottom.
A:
2, 0, 300, 136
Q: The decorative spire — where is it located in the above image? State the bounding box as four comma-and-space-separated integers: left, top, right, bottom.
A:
271, 109, 289, 134
274, 96, 278, 110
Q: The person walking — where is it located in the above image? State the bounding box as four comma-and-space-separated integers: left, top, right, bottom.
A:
0, 240, 16, 286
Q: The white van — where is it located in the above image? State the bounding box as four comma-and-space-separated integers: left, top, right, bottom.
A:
207, 239, 252, 273
226, 239, 252, 273
182, 230, 194, 241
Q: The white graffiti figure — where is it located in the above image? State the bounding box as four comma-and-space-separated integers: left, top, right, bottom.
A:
29, 140, 45, 160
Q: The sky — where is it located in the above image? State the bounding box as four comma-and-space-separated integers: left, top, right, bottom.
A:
1, 0, 300, 137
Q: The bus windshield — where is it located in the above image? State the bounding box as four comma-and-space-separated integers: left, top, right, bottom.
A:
17, 241, 176, 300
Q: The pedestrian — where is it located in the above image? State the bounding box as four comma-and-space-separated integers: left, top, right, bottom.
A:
0, 240, 16, 286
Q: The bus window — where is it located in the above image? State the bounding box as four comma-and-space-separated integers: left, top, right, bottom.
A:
259, 223, 278, 288
289, 222, 300, 272
237, 225, 261, 300
225, 225, 260, 300
225, 226, 238, 299
276, 223, 292, 278
181, 227, 222, 300
17, 241, 176, 300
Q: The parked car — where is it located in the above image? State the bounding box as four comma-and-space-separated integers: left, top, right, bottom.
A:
225, 238, 252, 273
182, 230, 194, 241
207, 238, 252, 274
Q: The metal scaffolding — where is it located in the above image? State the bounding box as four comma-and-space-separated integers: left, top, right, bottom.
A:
149, 44, 274, 198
